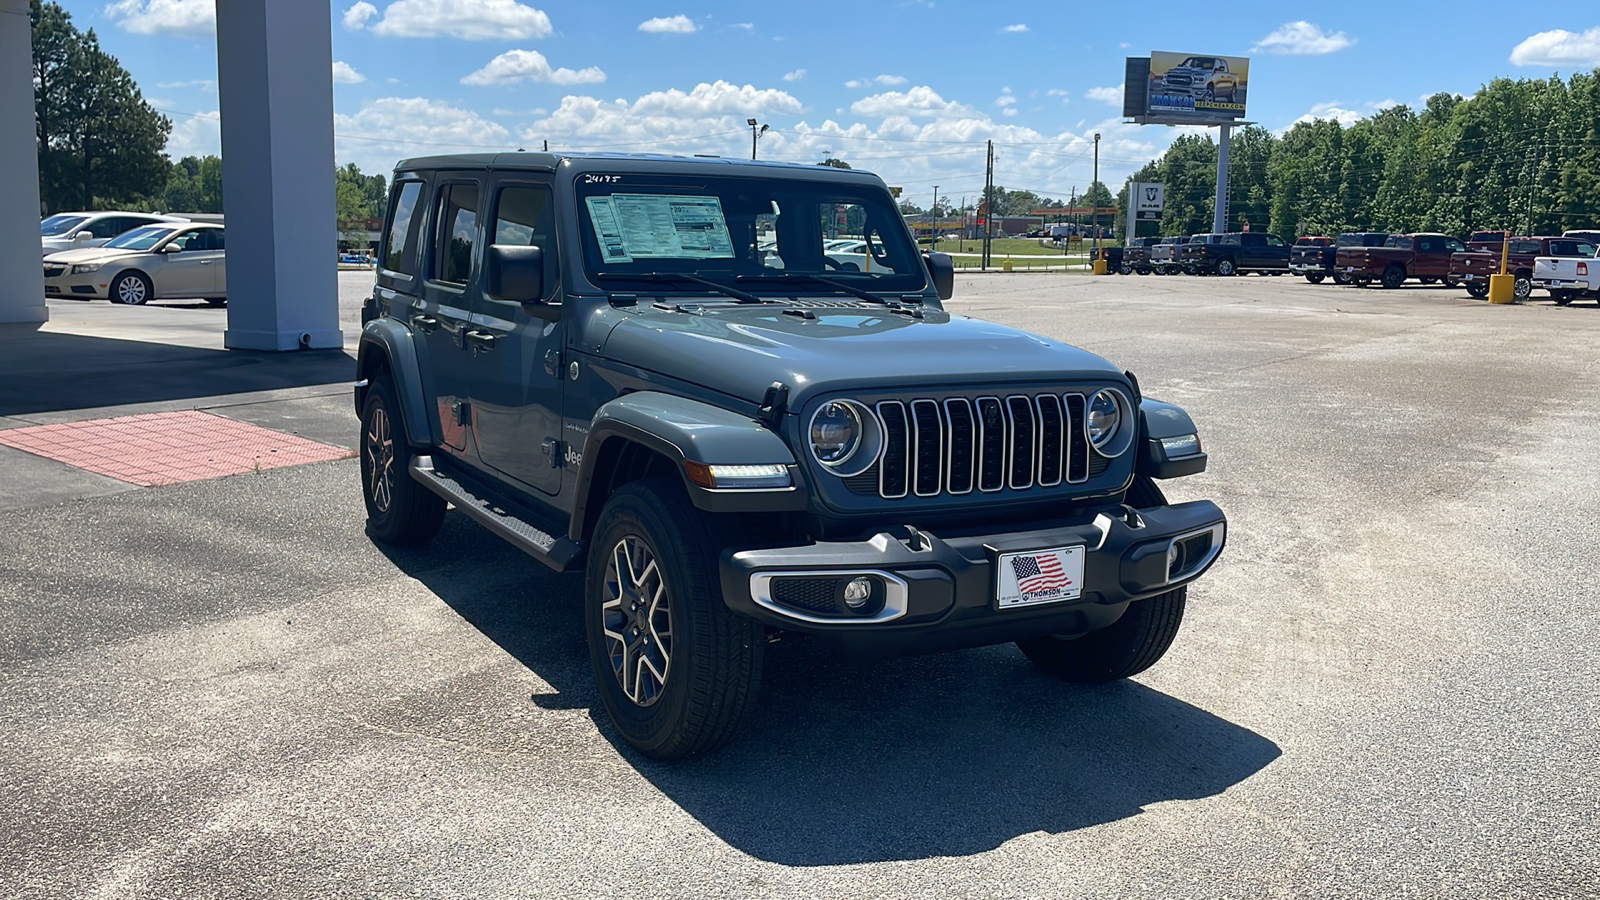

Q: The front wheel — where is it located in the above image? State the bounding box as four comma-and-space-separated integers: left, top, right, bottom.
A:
360, 377, 445, 546
1305, 273, 1326, 284
586, 479, 764, 759
1513, 275, 1532, 301
110, 271, 153, 305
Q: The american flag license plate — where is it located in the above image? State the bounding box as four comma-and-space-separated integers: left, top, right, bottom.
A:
996, 545, 1086, 608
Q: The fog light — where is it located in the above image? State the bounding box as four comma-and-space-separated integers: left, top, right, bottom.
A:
1167, 542, 1181, 574
843, 577, 874, 608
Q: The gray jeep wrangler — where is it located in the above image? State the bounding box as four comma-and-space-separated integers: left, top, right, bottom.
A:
356, 152, 1225, 759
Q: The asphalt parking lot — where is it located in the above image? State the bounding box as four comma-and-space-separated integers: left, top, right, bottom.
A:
3, 272, 1598, 898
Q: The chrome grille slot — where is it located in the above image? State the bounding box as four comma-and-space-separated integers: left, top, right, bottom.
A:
1065, 393, 1088, 483
877, 401, 910, 499
1006, 396, 1035, 489
911, 400, 943, 496
944, 399, 975, 495
1036, 394, 1064, 486
976, 397, 1006, 492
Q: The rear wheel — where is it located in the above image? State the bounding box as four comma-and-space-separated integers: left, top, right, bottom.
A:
1467, 281, 1491, 299
1551, 290, 1574, 307
1356, 276, 1372, 287
1380, 265, 1406, 289
1333, 272, 1353, 285
360, 377, 445, 546
1305, 273, 1326, 284
1118, 263, 1134, 275
1419, 277, 1437, 285
1216, 258, 1237, 276
110, 271, 153, 305
586, 479, 764, 759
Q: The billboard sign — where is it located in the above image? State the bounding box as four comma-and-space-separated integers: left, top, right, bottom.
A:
1132, 183, 1164, 220
1146, 51, 1249, 123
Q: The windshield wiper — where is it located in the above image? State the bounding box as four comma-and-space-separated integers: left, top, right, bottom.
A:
734, 272, 919, 309
594, 271, 764, 304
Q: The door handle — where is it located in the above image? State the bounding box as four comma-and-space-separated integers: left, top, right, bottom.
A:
465, 330, 497, 352
412, 315, 439, 334
200, 260, 213, 265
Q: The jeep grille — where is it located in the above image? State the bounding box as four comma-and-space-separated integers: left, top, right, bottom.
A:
849, 393, 1107, 500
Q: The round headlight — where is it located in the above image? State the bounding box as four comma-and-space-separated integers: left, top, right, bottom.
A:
1087, 390, 1122, 447
810, 401, 863, 465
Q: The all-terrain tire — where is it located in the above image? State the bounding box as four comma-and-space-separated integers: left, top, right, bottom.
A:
586, 479, 764, 760
1380, 265, 1406, 289
360, 377, 445, 546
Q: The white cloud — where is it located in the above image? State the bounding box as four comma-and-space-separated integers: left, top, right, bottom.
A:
1119, 42, 1132, 49
845, 75, 908, 89
638, 15, 699, 34
1085, 85, 1123, 104
1046, 88, 1071, 104
462, 50, 605, 86
156, 79, 215, 91
335, 97, 511, 175
1289, 101, 1364, 128
850, 86, 978, 119
632, 80, 802, 116
1003, 108, 1018, 117
995, 95, 1017, 107
165, 110, 221, 159
370, 0, 553, 40
1002, 23, 1028, 33
783, 69, 806, 82
343, 2, 378, 30
1509, 27, 1600, 67
106, 0, 214, 35
730, 22, 754, 31
332, 61, 367, 84
1252, 21, 1354, 55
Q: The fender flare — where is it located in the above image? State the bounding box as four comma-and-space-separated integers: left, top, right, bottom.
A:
571, 391, 806, 539
356, 320, 436, 448
1137, 398, 1207, 479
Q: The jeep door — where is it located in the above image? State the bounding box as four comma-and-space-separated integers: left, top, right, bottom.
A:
418, 177, 485, 455
463, 177, 565, 498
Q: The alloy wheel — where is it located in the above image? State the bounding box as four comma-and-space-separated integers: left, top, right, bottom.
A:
602, 535, 673, 707
117, 276, 146, 304
364, 406, 394, 513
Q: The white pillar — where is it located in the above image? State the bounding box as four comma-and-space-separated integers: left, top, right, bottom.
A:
216, 0, 342, 350
0, 0, 48, 326
1212, 123, 1231, 235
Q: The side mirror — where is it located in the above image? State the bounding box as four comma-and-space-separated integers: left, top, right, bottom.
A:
484, 244, 545, 304
73, 230, 94, 243
923, 250, 954, 301
161, 244, 183, 253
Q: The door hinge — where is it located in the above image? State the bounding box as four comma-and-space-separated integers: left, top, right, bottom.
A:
542, 438, 561, 466
758, 381, 789, 428
543, 348, 563, 377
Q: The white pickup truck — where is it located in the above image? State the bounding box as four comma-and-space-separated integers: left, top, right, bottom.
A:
1531, 236, 1600, 306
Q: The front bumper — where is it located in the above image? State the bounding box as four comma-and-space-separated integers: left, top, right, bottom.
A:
43, 273, 107, 300
720, 499, 1226, 657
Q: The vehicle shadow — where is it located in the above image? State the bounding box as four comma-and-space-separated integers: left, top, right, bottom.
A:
0, 330, 353, 417
379, 516, 1282, 866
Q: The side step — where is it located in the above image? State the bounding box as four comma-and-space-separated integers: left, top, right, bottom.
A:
410, 456, 583, 572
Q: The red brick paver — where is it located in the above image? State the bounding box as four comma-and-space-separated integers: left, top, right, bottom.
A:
0, 411, 352, 486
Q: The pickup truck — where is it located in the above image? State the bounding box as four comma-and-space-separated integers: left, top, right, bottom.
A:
1336, 232, 1466, 288
1449, 235, 1572, 301
1149, 236, 1193, 275
1289, 236, 1334, 282
1182, 232, 1291, 276
1531, 237, 1600, 305
1122, 236, 1164, 275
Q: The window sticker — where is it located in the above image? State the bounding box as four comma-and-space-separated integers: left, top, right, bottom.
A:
585, 194, 735, 261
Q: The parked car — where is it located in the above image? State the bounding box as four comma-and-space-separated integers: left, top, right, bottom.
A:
1336, 232, 1466, 288
42, 222, 227, 306
1182, 232, 1290, 276
355, 151, 1225, 759
1561, 229, 1600, 245
1530, 238, 1600, 305
1122, 236, 1164, 275
1148, 235, 1193, 274
40, 211, 182, 257
1449, 235, 1576, 301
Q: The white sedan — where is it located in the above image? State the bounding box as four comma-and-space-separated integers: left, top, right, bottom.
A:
43, 223, 227, 306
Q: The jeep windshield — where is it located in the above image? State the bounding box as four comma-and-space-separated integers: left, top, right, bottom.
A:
576, 173, 927, 294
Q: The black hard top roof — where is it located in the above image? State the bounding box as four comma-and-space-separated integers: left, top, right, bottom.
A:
393, 150, 883, 183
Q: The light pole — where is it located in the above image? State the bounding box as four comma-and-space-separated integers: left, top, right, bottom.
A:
747, 118, 768, 160
1092, 132, 1102, 272
931, 185, 939, 251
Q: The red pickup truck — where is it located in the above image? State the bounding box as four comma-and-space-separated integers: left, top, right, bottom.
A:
1336, 233, 1467, 288
1449, 235, 1573, 301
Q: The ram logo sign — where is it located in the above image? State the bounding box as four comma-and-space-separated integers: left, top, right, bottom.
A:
1133, 183, 1164, 221
1146, 51, 1249, 123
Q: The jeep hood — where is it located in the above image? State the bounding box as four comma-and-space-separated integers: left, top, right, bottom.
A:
601, 303, 1123, 404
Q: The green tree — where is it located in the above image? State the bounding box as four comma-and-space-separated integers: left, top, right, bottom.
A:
335, 162, 387, 248
31, 0, 171, 213
163, 155, 224, 213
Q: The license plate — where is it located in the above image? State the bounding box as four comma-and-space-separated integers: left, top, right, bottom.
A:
1344, 266, 1356, 272
1549, 281, 1568, 287
1463, 274, 1475, 281
996, 545, 1085, 608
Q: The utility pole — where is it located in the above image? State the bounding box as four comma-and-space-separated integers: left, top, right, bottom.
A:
747, 118, 767, 160
931, 185, 939, 251
982, 140, 994, 270
1092, 132, 1101, 271
959, 194, 966, 251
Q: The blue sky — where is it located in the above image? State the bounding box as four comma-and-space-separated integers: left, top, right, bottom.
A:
59, 0, 1600, 204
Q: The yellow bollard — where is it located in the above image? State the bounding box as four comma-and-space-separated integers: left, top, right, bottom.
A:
1003, 257, 1013, 272
1487, 273, 1515, 304
1092, 259, 1108, 275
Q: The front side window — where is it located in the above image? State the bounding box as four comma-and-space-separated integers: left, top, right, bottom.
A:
104, 225, 177, 251
381, 181, 424, 274
41, 215, 88, 237
575, 174, 925, 293
493, 184, 560, 300
433, 183, 479, 285
1266, 235, 1286, 247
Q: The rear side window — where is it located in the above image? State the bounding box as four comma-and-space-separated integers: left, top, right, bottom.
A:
492, 184, 560, 300
1511, 240, 1541, 255
381, 181, 424, 274
433, 183, 479, 285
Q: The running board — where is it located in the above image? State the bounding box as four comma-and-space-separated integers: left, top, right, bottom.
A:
410, 456, 583, 572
